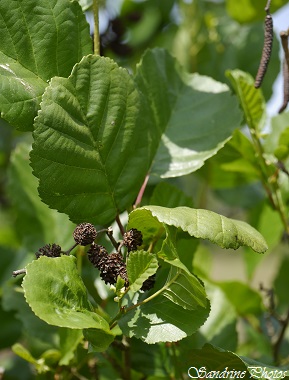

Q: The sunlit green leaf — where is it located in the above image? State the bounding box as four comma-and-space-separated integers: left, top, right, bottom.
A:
30, 55, 149, 225
136, 49, 242, 178
23, 256, 111, 331
128, 206, 268, 253
127, 251, 158, 292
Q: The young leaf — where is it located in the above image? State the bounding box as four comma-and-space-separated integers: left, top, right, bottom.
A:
128, 206, 268, 253
226, 69, 266, 133
23, 256, 111, 331
127, 251, 159, 292
136, 49, 242, 178
0, 0, 92, 131
30, 55, 150, 225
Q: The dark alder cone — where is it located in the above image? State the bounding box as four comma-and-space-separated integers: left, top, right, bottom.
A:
123, 228, 143, 252
73, 223, 97, 246
35, 243, 62, 259
88, 244, 129, 287
87, 244, 108, 268
141, 274, 156, 291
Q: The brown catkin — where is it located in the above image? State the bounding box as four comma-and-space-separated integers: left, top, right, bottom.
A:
278, 58, 289, 113
254, 14, 273, 88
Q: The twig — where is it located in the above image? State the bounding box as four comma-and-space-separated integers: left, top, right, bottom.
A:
273, 307, 289, 364
134, 173, 150, 209
106, 227, 120, 250
64, 242, 78, 255
12, 268, 27, 277
115, 214, 125, 236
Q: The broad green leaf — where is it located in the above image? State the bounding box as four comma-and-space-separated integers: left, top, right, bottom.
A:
127, 251, 159, 292
31, 55, 150, 225
149, 182, 194, 208
8, 142, 75, 251
83, 328, 115, 352
23, 256, 111, 331
226, 0, 288, 23
128, 206, 268, 253
226, 69, 266, 133
0, 0, 92, 131
119, 292, 210, 344
135, 49, 242, 178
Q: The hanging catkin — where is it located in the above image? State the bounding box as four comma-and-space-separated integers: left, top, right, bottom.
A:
278, 31, 289, 113
254, 1, 273, 88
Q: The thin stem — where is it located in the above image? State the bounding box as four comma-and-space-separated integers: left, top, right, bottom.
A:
92, 0, 100, 55
64, 242, 78, 255
12, 268, 26, 277
115, 215, 125, 236
273, 307, 289, 364
106, 227, 120, 250
134, 173, 150, 208
265, 0, 271, 13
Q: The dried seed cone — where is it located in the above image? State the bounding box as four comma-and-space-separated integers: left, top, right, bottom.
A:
73, 223, 97, 246
141, 274, 156, 291
123, 228, 143, 252
87, 244, 108, 267
35, 243, 62, 259
88, 244, 129, 287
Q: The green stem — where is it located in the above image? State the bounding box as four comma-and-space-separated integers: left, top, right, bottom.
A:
92, 0, 100, 55
250, 129, 289, 233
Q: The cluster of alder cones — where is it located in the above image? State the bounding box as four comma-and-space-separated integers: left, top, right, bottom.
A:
35, 223, 155, 292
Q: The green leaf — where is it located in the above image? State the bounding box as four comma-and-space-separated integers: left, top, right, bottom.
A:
162, 265, 207, 310
226, 69, 266, 133
128, 206, 268, 253
119, 292, 210, 344
136, 49, 242, 178
30, 54, 151, 225
226, 0, 288, 23
0, 0, 92, 131
127, 251, 159, 292
23, 256, 111, 331
8, 142, 75, 251
83, 328, 115, 352
159, 227, 207, 309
